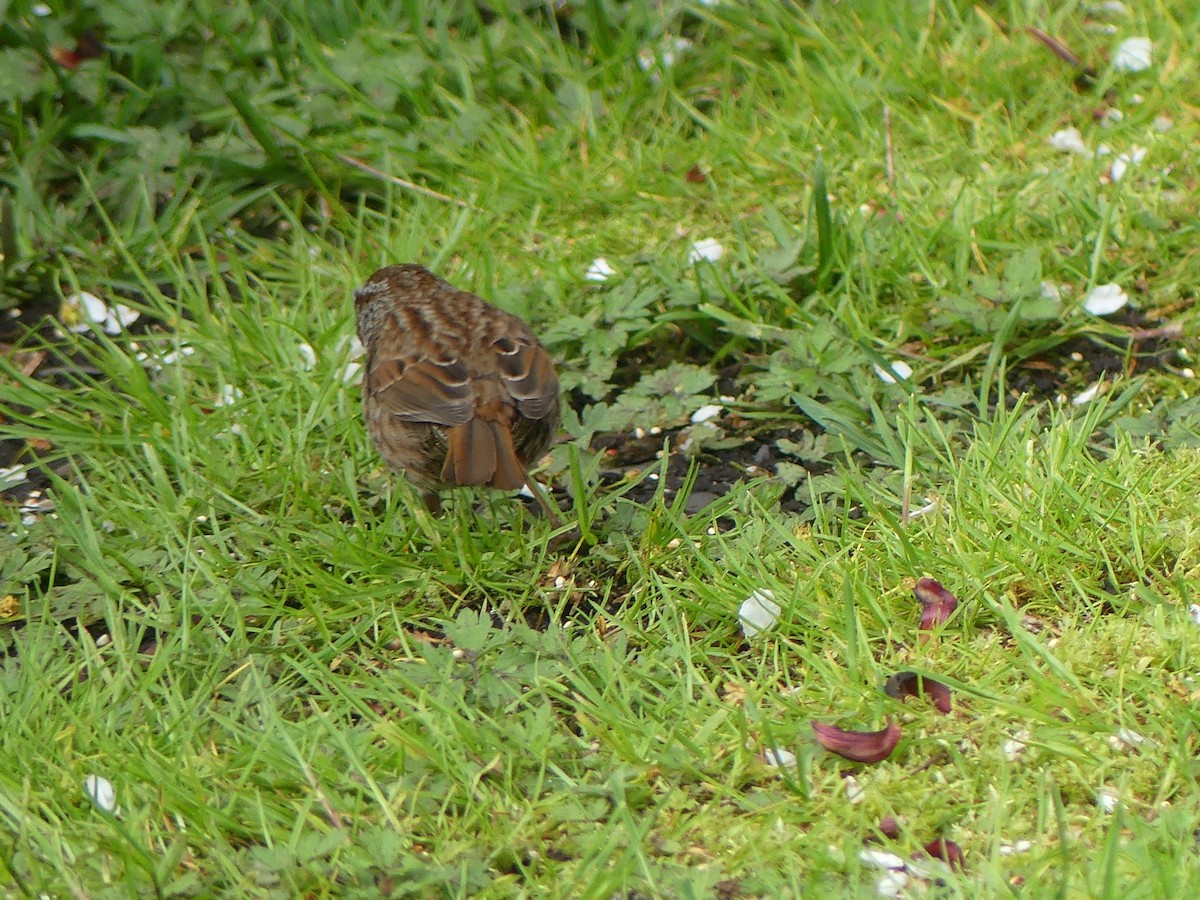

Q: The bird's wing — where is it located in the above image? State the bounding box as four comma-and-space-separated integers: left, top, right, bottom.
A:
492, 335, 559, 420
365, 323, 475, 427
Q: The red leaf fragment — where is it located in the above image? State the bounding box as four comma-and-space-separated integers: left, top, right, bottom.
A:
921, 838, 964, 871
812, 717, 901, 764
914, 578, 958, 631
884, 671, 952, 714
684, 164, 707, 184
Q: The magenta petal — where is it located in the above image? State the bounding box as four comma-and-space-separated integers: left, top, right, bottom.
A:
914, 578, 959, 631
884, 671, 953, 714
921, 838, 965, 871
812, 717, 901, 764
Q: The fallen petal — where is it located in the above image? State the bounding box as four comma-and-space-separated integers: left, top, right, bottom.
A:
103, 303, 140, 335
1096, 787, 1120, 813
1189, 604, 1200, 625
1039, 281, 1063, 301
859, 848, 906, 870
83, 774, 118, 813
873, 360, 913, 383
914, 578, 958, 631
1109, 146, 1146, 183
688, 238, 725, 263
1003, 729, 1030, 762
1112, 36, 1151, 72
884, 672, 952, 714
876, 871, 909, 897
160, 345, 196, 365
906, 497, 939, 520
1084, 285, 1128, 321
0, 465, 29, 488
690, 404, 723, 424
1072, 381, 1103, 406
585, 257, 616, 282
298, 342, 317, 370
739, 589, 780, 638
875, 816, 902, 840
844, 775, 865, 804
761, 746, 797, 768
1108, 727, 1152, 751
1048, 127, 1089, 155
63, 291, 110, 332
921, 838, 964, 871
813, 718, 901, 764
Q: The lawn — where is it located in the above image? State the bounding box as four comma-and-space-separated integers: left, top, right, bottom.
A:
2, 0, 1199, 896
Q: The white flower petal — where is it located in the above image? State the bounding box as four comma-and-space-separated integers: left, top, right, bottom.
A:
298, 343, 317, 370
1108, 728, 1152, 751
64, 291, 110, 332
585, 257, 616, 282
1039, 281, 1063, 301
876, 871, 910, 897
873, 360, 913, 383
1189, 604, 1200, 625
690, 404, 723, 424
1072, 382, 1103, 406
688, 238, 725, 263
1048, 127, 1089, 155
159, 345, 196, 365
907, 498, 939, 520
762, 747, 797, 768
1109, 145, 1146, 182
1112, 37, 1152, 73
517, 481, 550, 500
739, 588, 780, 638
1003, 729, 1029, 762
215, 385, 243, 407
102, 303, 140, 335
83, 774, 118, 813
999, 840, 1034, 856
1083, 283, 1128, 316
859, 849, 907, 870
1096, 787, 1120, 813
0, 465, 28, 488
342, 361, 363, 384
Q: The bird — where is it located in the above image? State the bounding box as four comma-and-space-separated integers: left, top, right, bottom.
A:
354, 263, 561, 518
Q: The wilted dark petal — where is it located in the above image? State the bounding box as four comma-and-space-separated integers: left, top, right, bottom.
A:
884, 671, 953, 714
812, 717, 901, 764
876, 816, 902, 840
921, 838, 964, 871
914, 578, 958, 631
51, 33, 104, 69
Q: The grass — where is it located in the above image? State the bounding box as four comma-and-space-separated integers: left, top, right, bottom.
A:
2, 0, 1200, 895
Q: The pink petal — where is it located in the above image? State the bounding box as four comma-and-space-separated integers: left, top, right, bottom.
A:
812, 718, 901, 764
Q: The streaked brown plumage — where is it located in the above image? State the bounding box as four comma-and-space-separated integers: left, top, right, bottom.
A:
354, 264, 560, 515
